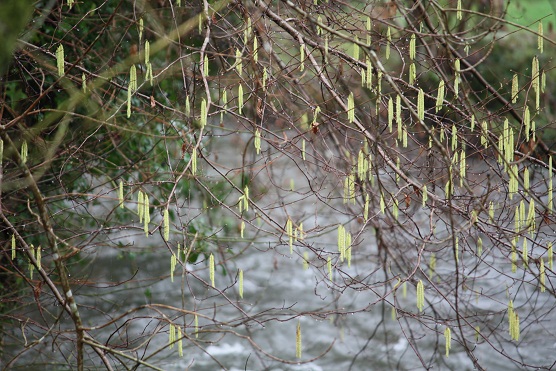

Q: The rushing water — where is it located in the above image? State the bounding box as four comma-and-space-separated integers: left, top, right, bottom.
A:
5, 129, 556, 371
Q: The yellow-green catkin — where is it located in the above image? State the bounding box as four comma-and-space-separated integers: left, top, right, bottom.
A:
130, 65, 137, 92
191, 147, 197, 175
524, 107, 531, 141
417, 89, 424, 121
538, 21, 544, 54
237, 84, 244, 114
240, 220, 245, 238
416, 280, 425, 312
457, 0, 462, 20
410, 34, 416, 61
436, 80, 445, 112
200, 97, 207, 128
444, 327, 451, 357
540, 258, 546, 292
170, 251, 177, 282
238, 185, 249, 212
118, 180, 124, 208
523, 166, 530, 191
287, 218, 293, 253
548, 242, 553, 270
357, 149, 368, 180
56, 45, 64, 77
262, 66, 268, 90
422, 184, 428, 207
451, 124, 458, 152
203, 54, 209, 77
296, 321, 302, 359
185, 95, 191, 117
477, 237, 483, 257
365, 56, 372, 90
512, 74, 518, 103
82, 73, 87, 93
388, 97, 394, 133
300, 44, 305, 72
177, 326, 183, 357
509, 300, 520, 341
347, 92, 355, 123
403, 280, 407, 298
253, 36, 258, 63
302, 139, 305, 160
337, 225, 345, 262
137, 191, 144, 223
127, 70, 133, 118
549, 156, 553, 214
209, 253, 215, 287
164, 208, 170, 241
194, 314, 199, 338
21, 141, 28, 164
532, 56, 540, 110
139, 18, 144, 42
169, 323, 175, 348
254, 129, 261, 155
143, 195, 150, 237
11, 234, 16, 260
454, 59, 460, 97
239, 269, 244, 298
364, 193, 370, 220
35, 246, 41, 271
145, 39, 150, 64
327, 256, 333, 280
481, 121, 489, 148
344, 174, 356, 204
